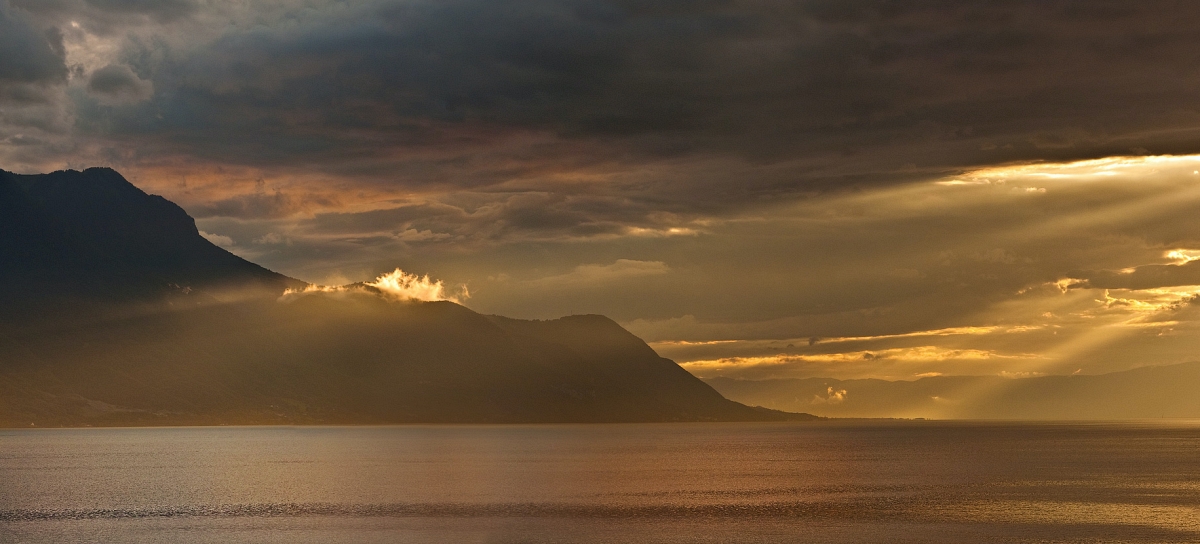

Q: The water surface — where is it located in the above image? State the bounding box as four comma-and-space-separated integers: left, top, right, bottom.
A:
2, 422, 1199, 543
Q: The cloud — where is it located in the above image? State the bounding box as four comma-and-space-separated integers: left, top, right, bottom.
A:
198, 230, 233, 248
0, 2, 72, 173
287, 189, 704, 247
812, 387, 848, 405
81, 0, 195, 22
393, 229, 450, 242
1072, 260, 1200, 290
190, 191, 341, 220
87, 63, 153, 105
252, 232, 289, 245
14, 1, 1200, 231
0, 3, 67, 87
527, 259, 669, 288
11, 0, 196, 34
16, 0, 1200, 204
678, 346, 1036, 380
998, 371, 1045, 379
283, 268, 467, 304
366, 268, 466, 303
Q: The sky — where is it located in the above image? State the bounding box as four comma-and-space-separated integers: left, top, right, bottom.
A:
6, 0, 1200, 381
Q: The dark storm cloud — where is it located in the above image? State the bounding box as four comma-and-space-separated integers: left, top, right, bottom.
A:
0, 0, 71, 165
86, 63, 153, 104
82, 0, 1200, 193
9, 0, 1200, 194
81, 0, 195, 22
87, 64, 140, 94
0, 2, 66, 87
7, 0, 1200, 189
10, 0, 195, 33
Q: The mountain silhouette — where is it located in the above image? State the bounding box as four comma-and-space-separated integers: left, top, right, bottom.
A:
0, 167, 811, 425
0, 167, 303, 324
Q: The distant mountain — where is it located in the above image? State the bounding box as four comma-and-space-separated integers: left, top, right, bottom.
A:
0, 167, 810, 426
706, 362, 1200, 419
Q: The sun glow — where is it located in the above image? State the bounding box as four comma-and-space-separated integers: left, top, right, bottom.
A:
1165, 250, 1200, 265
679, 346, 1037, 374
951, 154, 1200, 183
657, 153, 1200, 384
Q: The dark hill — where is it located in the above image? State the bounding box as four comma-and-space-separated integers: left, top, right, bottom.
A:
0, 167, 812, 425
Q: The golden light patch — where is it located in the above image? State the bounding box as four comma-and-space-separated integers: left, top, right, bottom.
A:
283, 268, 467, 303
1165, 249, 1200, 265
679, 346, 1035, 371
953, 154, 1200, 183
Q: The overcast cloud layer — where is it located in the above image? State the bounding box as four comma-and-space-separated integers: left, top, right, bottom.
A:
6, 1, 1200, 380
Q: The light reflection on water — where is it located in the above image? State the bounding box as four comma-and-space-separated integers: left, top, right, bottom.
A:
1, 421, 1199, 543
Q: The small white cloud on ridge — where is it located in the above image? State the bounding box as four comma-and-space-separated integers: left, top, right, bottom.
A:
812, 387, 848, 405
283, 268, 468, 304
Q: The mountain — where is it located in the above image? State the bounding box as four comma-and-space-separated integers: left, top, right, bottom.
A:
0, 167, 811, 426
706, 362, 1200, 419
0, 167, 304, 326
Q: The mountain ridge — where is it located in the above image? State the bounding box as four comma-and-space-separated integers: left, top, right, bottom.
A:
0, 167, 305, 325
0, 167, 814, 426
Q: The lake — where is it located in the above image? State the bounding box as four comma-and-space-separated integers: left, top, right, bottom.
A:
2, 422, 1199, 543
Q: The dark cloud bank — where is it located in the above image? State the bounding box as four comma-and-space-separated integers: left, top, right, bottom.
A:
8, 1, 1200, 188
